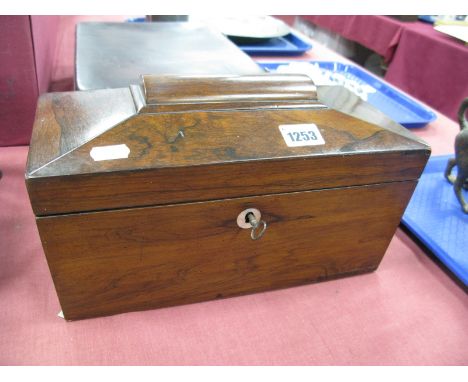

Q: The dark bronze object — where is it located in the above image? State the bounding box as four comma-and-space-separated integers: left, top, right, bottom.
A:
445, 98, 468, 213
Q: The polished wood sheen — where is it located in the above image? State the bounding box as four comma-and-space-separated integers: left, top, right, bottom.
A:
75, 22, 263, 90
26, 75, 429, 216
138, 74, 320, 112
26, 74, 431, 320
38, 181, 416, 320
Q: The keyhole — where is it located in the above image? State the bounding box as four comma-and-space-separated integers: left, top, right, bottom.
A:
236, 208, 261, 229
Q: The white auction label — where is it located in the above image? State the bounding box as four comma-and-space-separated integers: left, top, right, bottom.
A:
90, 144, 130, 161
278, 124, 325, 147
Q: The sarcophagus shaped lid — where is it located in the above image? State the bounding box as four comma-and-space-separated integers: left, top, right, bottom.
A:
26, 74, 430, 216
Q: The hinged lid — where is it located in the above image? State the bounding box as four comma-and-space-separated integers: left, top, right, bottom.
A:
26, 74, 430, 216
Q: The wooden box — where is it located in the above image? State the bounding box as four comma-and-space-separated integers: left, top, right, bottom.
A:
75, 22, 263, 90
26, 74, 430, 320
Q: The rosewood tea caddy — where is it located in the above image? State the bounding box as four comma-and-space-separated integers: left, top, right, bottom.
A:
26, 74, 430, 320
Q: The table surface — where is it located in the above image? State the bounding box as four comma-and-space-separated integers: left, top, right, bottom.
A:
0, 36, 467, 366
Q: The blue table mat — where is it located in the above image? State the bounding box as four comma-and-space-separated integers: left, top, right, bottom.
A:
418, 15, 437, 24
258, 61, 437, 128
234, 33, 312, 56
402, 155, 468, 286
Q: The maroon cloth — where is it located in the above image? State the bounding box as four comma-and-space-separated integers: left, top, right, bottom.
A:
0, 16, 40, 146
300, 15, 403, 62
0, 16, 124, 147
1, 144, 467, 365
385, 22, 468, 122
0, 16, 60, 147
31, 16, 60, 95
300, 15, 468, 121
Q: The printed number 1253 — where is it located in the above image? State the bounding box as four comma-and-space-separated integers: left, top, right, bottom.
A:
279, 124, 325, 147
287, 131, 317, 142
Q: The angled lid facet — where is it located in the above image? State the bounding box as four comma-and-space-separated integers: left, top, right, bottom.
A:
26, 74, 430, 215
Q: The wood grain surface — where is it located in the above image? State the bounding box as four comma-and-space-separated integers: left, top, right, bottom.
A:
37, 181, 416, 320
26, 75, 430, 320
139, 74, 319, 113
27, 150, 428, 216
75, 22, 263, 90
26, 89, 429, 215
26, 88, 136, 175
